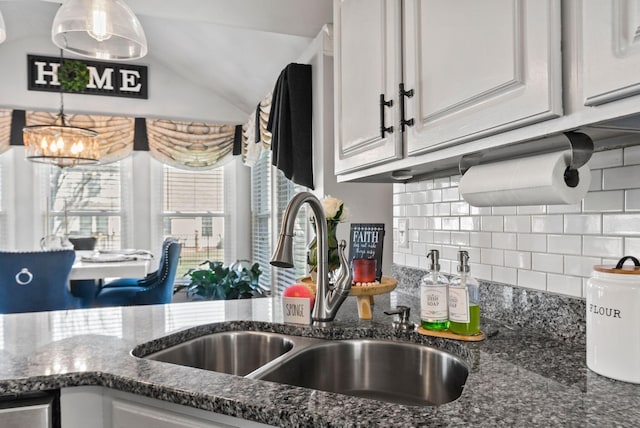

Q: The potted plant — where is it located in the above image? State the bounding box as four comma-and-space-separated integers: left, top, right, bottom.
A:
179, 260, 265, 300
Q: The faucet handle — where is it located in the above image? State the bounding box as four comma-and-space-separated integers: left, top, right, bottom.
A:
384, 306, 415, 331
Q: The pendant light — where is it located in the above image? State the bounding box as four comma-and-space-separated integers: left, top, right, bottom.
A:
0, 8, 6, 44
51, 0, 147, 60
23, 51, 100, 168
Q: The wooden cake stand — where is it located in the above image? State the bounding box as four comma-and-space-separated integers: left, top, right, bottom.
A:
300, 276, 397, 320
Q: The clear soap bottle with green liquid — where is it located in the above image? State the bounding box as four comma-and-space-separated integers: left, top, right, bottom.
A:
420, 249, 449, 331
448, 250, 480, 336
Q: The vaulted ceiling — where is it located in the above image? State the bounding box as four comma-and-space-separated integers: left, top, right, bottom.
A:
0, 0, 332, 119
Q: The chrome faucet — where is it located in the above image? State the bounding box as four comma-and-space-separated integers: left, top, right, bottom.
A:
271, 192, 353, 326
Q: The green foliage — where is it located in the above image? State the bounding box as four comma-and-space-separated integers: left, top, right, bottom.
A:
58, 60, 90, 92
181, 260, 265, 300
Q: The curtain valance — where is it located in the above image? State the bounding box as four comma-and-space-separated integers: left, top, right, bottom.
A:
0, 110, 11, 156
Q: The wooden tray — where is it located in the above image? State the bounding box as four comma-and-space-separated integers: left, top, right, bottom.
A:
417, 326, 485, 342
300, 276, 397, 320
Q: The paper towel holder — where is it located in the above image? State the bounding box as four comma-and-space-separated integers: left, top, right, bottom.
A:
458, 131, 594, 177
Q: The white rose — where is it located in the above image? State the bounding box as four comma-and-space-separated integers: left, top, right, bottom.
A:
322, 196, 344, 221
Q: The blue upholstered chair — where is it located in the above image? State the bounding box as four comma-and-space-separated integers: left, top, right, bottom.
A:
95, 238, 182, 307
68, 236, 99, 308
0, 249, 79, 314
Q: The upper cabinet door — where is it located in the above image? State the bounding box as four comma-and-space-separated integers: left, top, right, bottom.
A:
403, 0, 563, 156
581, 0, 640, 106
334, 0, 402, 175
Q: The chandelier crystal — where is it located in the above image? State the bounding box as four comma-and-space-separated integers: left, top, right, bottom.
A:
0, 9, 6, 44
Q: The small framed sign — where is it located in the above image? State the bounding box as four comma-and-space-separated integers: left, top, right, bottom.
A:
349, 223, 385, 281
282, 296, 311, 325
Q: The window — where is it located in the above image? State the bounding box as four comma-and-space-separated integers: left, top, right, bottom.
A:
161, 165, 225, 275
251, 151, 308, 295
47, 162, 126, 250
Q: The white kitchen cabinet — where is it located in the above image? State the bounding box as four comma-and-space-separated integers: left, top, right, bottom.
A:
333, 0, 403, 174
60, 387, 274, 428
580, 0, 640, 106
403, 0, 563, 155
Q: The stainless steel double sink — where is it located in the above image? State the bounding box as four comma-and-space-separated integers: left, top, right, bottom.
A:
141, 331, 469, 407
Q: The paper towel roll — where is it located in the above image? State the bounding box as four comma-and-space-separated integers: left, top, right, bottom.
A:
459, 151, 591, 207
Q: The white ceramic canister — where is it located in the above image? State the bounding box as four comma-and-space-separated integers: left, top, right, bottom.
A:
586, 256, 640, 384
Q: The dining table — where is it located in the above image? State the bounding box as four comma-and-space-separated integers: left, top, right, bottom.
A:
69, 251, 153, 281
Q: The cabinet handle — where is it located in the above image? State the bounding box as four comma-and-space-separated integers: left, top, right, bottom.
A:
379, 94, 394, 138
399, 83, 414, 131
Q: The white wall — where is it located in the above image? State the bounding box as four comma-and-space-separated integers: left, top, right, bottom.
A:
0, 36, 248, 123
393, 146, 640, 298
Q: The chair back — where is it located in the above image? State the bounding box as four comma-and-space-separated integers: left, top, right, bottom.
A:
135, 238, 181, 305
0, 250, 79, 314
68, 237, 97, 251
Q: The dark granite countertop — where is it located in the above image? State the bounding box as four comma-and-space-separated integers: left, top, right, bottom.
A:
0, 292, 638, 427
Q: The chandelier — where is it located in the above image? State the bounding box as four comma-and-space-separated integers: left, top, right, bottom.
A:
22, 54, 100, 168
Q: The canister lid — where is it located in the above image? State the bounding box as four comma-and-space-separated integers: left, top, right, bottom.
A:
593, 256, 640, 275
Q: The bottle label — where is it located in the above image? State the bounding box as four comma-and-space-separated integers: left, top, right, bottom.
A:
449, 287, 470, 323
420, 286, 448, 321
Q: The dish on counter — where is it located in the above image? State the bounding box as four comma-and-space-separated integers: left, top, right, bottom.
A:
80, 254, 137, 263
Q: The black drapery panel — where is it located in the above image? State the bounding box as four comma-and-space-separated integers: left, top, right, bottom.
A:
232, 124, 243, 156
267, 63, 313, 189
10, 109, 26, 146
133, 117, 148, 151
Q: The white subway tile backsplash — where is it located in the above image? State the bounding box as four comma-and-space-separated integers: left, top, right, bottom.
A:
470, 206, 492, 215
547, 274, 583, 297
451, 202, 469, 216
442, 188, 459, 202
589, 149, 623, 169
491, 232, 517, 250
603, 214, 640, 236
434, 177, 450, 188
517, 234, 547, 252
517, 205, 547, 215
582, 236, 623, 258
563, 214, 601, 235
470, 232, 492, 248
531, 215, 563, 234
492, 266, 517, 285
492, 206, 517, 215
504, 216, 531, 233
583, 190, 624, 212
548, 235, 581, 255
450, 231, 470, 246
625, 189, 640, 211
481, 248, 504, 266
624, 145, 640, 165
442, 217, 460, 230
504, 250, 531, 269
532, 253, 564, 274
517, 270, 546, 291
603, 165, 640, 190
481, 216, 504, 232
547, 203, 582, 214
393, 158, 640, 294
435, 203, 451, 216
460, 216, 481, 231
564, 255, 601, 277
589, 169, 603, 192
625, 237, 640, 255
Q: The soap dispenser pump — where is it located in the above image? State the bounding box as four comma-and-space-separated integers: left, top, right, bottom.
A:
449, 250, 480, 336
420, 249, 449, 331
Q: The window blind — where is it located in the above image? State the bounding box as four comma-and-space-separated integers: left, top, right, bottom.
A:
161, 165, 225, 276
48, 162, 124, 250
251, 150, 272, 289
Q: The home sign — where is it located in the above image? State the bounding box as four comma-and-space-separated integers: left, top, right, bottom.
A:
27, 55, 148, 99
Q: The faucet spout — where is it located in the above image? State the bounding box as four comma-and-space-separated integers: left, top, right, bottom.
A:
271, 192, 352, 325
